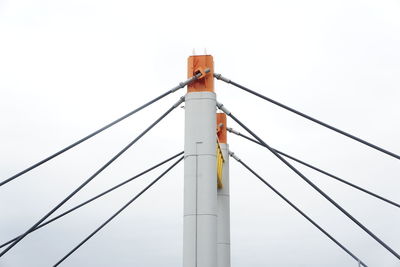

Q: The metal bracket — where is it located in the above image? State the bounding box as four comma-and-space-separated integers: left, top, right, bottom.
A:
170, 68, 211, 93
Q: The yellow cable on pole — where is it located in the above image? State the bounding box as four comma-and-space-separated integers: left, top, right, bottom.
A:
217, 140, 225, 188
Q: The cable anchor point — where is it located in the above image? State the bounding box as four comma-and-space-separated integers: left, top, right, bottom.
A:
216, 101, 231, 115
228, 151, 240, 161
214, 73, 231, 83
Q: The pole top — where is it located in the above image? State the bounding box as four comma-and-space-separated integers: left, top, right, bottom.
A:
216, 113, 227, 144
187, 55, 214, 92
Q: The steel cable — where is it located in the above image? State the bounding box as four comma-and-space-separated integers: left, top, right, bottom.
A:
53, 156, 183, 266
214, 73, 400, 161
0, 151, 183, 249
217, 102, 400, 260
0, 71, 206, 188
0, 97, 184, 258
230, 152, 368, 267
228, 127, 400, 209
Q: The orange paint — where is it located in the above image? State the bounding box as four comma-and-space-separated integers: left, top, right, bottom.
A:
216, 113, 227, 144
187, 55, 214, 92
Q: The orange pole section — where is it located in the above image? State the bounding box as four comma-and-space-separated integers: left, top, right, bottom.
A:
187, 55, 214, 92
216, 113, 227, 144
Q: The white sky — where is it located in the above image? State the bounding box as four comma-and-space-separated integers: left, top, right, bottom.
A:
1, 0, 400, 266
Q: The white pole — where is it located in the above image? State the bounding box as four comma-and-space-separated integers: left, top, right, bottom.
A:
183, 55, 217, 267
217, 142, 230, 267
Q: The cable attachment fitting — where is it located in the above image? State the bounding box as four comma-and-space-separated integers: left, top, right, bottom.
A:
194, 67, 211, 80
216, 101, 232, 115
170, 70, 211, 93
229, 151, 240, 161
214, 73, 231, 83
173, 96, 185, 108
227, 127, 240, 135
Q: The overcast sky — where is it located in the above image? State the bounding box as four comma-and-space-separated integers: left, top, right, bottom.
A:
1, 0, 400, 266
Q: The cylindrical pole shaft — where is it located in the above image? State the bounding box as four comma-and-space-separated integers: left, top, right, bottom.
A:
216, 113, 231, 267
183, 55, 217, 267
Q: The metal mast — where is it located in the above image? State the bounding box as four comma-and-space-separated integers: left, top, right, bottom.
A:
183, 55, 217, 267
216, 113, 231, 267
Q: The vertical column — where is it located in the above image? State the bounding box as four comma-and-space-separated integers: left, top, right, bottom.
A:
183, 55, 217, 267
216, 113, 231, 267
